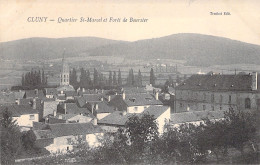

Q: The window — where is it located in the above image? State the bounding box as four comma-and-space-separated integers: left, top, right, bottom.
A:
29, 115, 35, 120
180, 103, 183, 108
245, 98, 251, 109
220, 106, 222, 110
203, 93, 206, 101
220, 95, 223, 103
67, 146, 69, 151
203, 105, 206, 111
134, 107, 138, 111
211, 106, 214, 111
229, 95, 232, 104
211, 94, 214, 103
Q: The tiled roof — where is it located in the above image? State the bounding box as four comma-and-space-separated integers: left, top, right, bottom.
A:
33, 130, 55, 139
75, 96, 87, 107
0, 104, 38, 117
56, 85, 75, 92
25, 90, 45, 99
45, 88, 58, 95
83, 94, 102, 103
78, 89, 109, 96
142, 106, 170, 119
175, 74, 259, 91
123, 87, 147, 94
98, 111, 134, 126
61, 103, 95, 118
0, 92, 16, 104
48, 123, 102, 137
98, 106, 169, 126
86, 102, 115, 114
14, 91, 25, 99
170, 110, 225, 125
109, 94, 163, 110
64, 91, 77, 97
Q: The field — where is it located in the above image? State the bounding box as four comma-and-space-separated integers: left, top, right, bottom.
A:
1, 57, 260, 90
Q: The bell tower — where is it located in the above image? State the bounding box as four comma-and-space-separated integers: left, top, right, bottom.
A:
60, 49, 70, 86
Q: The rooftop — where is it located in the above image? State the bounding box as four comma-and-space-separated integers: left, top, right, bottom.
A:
175, 74, 259, 92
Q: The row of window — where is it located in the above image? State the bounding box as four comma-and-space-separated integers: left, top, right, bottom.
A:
179, 98, 251, 110
61, 78, 69, 82
179, 92, 232, 103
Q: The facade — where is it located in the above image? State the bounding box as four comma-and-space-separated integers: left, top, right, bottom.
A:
0, 103, 39, 129
109, 92, 163, 114
60, 53, 70, 86
98, 105, 170, 135
175, 73, 260, 113
33, 123, 103, 154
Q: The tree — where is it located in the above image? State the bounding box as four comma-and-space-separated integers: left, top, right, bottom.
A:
137, 69, 142, 87
127, 69, 135, 86
113, 71, 117, 86
79, 68, 87, 88
86, 70, 92, 87
70, 68, 78, 89
93, 68, 99, 87
108, 71, 112, 86
150, 68, 156, 86
224, 108, 257, 157
118, 69, 122, 86
21, 130, 37, 151
0, 108, 22, 164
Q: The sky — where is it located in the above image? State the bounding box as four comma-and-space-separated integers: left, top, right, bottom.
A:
0, 0, 260, 45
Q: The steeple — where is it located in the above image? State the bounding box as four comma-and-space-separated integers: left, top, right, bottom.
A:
60, 49, 70, 86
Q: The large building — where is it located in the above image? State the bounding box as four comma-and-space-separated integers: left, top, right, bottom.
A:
56, 52, 74, 92
174, 72, 260, 113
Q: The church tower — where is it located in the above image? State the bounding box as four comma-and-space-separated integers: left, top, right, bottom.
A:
60, 50, 70, 86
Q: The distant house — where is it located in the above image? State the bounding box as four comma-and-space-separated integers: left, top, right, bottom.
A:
0, 90, 25, 105
45, 88, 58, 98
24, 89, 45, 99
170, 110, 225, 128
86, 101, 115, 120
0, 100, 39, 131
109, 92, 163, 114
175, 72, 260, 113
33, 123, 103, 154
98, 106, 170, 135
42, 99, 59, 119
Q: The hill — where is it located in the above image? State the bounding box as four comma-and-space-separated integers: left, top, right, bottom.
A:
0, 37, 126, 60
1, 34, 260, 66
88, 33, 260, 66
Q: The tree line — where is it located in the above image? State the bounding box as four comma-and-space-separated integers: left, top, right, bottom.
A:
70, 68, 157, 89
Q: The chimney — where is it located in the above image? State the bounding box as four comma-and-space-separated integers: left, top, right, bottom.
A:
95, 103, 98, 110
35, 89, 38, 95
17, 98, 20, 105
53, 110, 57, 117
82, 88, 85, 92
61, 90, 64, 94
91, 104, 94, 114
108, 95, 111, 102
101, 89, 104, 93
58, 115, 62, 119
32, 98, 36, 109
64, 103, 67, 114
121, 111, 127, 116
122, 91, 126, 100
252, 72, 258, 90
92, 118, 97, 125
100, 97, 104, 101
155, 92, 159, 100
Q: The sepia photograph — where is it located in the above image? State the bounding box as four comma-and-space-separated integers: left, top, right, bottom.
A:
0, 0, 260, 164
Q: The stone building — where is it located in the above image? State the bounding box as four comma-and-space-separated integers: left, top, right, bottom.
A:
174, 72, 260, 113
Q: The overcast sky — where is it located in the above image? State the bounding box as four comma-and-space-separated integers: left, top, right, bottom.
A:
0, 0, 259, 45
